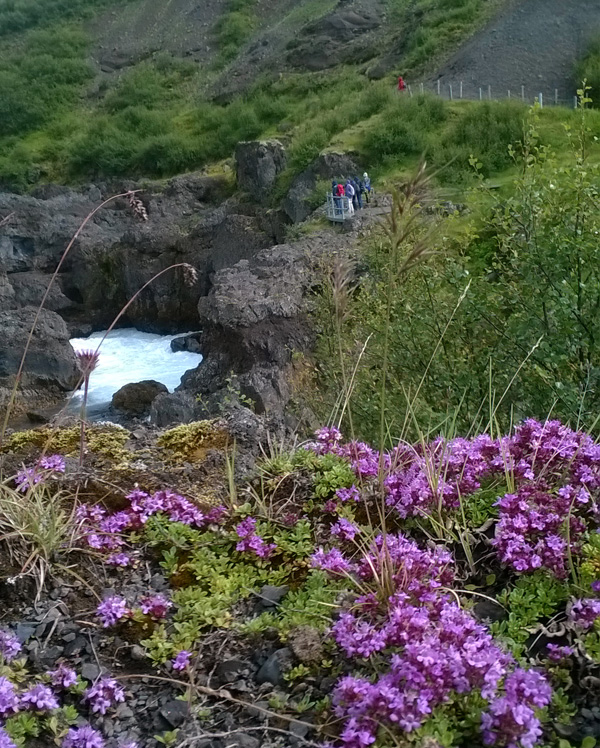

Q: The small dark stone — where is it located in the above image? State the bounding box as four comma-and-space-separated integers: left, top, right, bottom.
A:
39, 645, 64, 665
159, 698, 190, 728
63, 635, 88, 657
230, 735, 260, 748
288, 625, 322, 665
62, 632, 76, 643
115, 704, 134, 719
582, 708, 595, 720
16, 623, 36, 643
214, 658, 247, 685
256, 648, 293, 686
319, 676, 336, 694
26, 410, 50, 424
258, 585, 289, 609
81, 663, 100, 682
290, 722, 310, 738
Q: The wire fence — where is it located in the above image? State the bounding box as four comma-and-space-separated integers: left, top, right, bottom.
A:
406, 81, 580, 109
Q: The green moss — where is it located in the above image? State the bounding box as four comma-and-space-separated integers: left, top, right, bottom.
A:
157, 420, 229, 462
1, 424, 130, 460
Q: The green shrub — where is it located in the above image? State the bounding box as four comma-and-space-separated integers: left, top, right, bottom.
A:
577, 36, 600, 104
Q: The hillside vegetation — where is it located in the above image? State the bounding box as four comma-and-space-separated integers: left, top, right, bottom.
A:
0, 0, 503, 190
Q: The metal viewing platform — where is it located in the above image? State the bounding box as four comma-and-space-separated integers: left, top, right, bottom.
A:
326, 193, 353, 223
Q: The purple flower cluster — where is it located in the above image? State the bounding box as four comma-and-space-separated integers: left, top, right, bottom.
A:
546, 643, 574, 662
0, 678, 20, 718
568, 598, 600, 630
96, 596, 130, 627
314, 533, 550, 748
312, 420, 600, 578
85, 677, 125, 715
235, 517, 276, 559
63, 726, 105, 748
482, 669, 552, 748
140, 594, 172, 619
0, 728, 16, 748
49, 664, 78, 689
21, 684, 59, 711
492, 487, 583, 577
172, 650, 192, 671
14, 454, 65, 492
0, 631, 21, 663
77, 488, 220, 562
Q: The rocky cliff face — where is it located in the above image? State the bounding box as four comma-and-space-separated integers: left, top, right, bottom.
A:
0, 140, 376, 421
0, 174, 278, 337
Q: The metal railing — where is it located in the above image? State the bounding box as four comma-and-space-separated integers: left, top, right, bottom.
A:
326, 193, 354, 222
405, 81, 579, 109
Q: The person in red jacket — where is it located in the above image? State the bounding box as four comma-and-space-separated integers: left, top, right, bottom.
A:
397, 75, 406, 92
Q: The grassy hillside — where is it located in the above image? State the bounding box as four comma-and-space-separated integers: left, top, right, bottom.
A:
0, 0, 505, 191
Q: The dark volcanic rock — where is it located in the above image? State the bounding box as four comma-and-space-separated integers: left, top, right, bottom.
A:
150, 391, 200, 427
255, 648, 293, 686
0, 172, 269, 336
282, 151, 360, 223
0, 307, 79, 412
111, 380, 169, 415
235, 140, 287, 200
170, 332, 203, 353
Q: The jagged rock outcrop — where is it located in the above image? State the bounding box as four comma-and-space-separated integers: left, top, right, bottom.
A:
235, 141, 287, 199
0, 173, 273, 336
282, 152, 361, 223
0, 308, 79, 413
112, 380, 169, 416
179, 220, 367, 416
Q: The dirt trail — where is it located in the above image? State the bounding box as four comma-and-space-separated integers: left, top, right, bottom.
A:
432, 0, 600, 103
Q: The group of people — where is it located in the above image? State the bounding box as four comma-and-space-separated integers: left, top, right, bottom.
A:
331, 173, 372, 215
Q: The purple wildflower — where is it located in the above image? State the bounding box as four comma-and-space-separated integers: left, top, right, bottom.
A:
311, 547, 356, 575
592, 580, 600, 593
0, 728, 16, 748
96, 596, 129, 627
0, 677, 19, 717
85, 677, 125, 715
140, 594, 172, 619
568, 598, 600, 630
63, 726, 105, 748
39, 455, 66, 473
106, 553, 132, 567
21, 684, 59, 711
546, 643, 574, 662
0, 630, 22, 662
49, 664, 78, 689
331, 518, 360, 542
172, 650, 192, 671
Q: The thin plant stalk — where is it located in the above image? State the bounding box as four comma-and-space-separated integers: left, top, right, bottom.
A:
0, 191, 141, 447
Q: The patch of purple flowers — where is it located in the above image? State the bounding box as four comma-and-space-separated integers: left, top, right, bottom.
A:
63, 726, 105, 748
235, 517, 277, 559
0, 631, 21, 663
96, 596, 130, 627
568, 598, 600, 630
85, 677, 125, 715
140, 594, 172, 619
172, 650, 192, 671
0, 728, 16, 748
0, 677, 19, 718
48, 664, 78, 689
21, 684, 59, 711
311, 421, 600, 579
318, 533, 550, 748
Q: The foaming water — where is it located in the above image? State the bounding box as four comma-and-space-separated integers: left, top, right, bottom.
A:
69, 328, 202, 412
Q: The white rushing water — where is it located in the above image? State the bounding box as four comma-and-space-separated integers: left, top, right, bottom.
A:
69, 328, 202, 411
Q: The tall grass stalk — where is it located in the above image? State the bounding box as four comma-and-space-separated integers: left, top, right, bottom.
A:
0, 191, 141, 447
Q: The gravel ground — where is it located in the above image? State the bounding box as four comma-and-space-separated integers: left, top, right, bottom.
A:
431, 0, 600, 104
